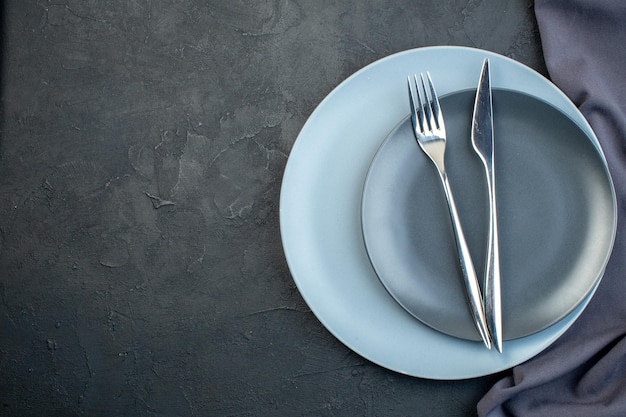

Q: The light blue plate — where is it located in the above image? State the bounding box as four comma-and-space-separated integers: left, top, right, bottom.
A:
280, 46, 616, 379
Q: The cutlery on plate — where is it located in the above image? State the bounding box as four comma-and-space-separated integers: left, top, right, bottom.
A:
407, 72, 492, 350
471, 58, 503, 353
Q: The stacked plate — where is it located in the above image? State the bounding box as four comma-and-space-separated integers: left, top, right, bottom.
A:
279, 46, 617, 379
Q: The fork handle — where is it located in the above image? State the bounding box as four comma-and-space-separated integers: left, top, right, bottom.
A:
439, 170, 492, 349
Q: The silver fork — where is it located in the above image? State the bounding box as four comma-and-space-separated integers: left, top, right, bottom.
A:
407, 73, 492, 349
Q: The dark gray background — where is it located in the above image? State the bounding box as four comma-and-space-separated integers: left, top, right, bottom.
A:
0, 1, 546, 416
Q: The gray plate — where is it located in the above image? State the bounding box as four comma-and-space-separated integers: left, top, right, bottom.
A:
362, 89, 616, 341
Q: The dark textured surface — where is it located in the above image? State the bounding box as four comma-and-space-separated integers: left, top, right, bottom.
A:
0, 1, 545, 416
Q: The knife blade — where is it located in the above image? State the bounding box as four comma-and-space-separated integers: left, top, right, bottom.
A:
471, 58, 503, 353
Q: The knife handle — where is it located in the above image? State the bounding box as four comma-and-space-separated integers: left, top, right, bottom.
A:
485, 166, 503, 352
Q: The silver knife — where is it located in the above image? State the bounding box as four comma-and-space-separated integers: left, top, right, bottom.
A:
471, 58, 503, 352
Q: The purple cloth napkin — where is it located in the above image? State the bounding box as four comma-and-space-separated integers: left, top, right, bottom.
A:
478, 1, 626, 416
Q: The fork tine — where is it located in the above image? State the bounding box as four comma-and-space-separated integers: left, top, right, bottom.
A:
413, 74, 427, 133
407, 76, 419, 133
426, 72, 443, 131
420, 73, 436, 132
